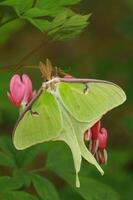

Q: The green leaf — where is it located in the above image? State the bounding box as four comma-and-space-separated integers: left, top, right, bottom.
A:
36, 0, 82, 8
13, 170, 31, 188
0, 0, 33, 14
48, 14, 90, 40
0, 176, 24, 192
46, 142, 74, 173
0, 135, 18, 166
1, 191, 39, 200
0, 0, 90, 40
0, 135, 43, 168
23, 7, 73, 18
31, 174, 60, 200
46, 146, 119, 199
63, 174, 119, 200
0, 18, 23, 44
26, 18, 51, 32
60, 186, 84, 200
0, 151, 15, 167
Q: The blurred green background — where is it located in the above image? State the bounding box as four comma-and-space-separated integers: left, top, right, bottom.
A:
0, 0, 133, 199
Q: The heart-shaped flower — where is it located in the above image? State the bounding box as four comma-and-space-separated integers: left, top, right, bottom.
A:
7, 74, 35, 108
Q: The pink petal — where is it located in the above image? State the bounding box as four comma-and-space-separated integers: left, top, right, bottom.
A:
10, 74, 25, 105
91, 121, 101, 140
96, 149, 107, 164
22, 74, 33, 102
98, 128, 107, 149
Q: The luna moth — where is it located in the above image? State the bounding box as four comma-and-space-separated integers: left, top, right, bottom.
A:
13, 60, 126, 187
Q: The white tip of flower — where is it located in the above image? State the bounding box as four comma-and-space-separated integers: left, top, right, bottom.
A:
104, 149, 108, 165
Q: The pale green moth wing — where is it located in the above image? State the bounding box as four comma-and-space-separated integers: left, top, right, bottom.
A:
13, 91, 63, 150
55, 81, 126, 187
57, 82, 126, 122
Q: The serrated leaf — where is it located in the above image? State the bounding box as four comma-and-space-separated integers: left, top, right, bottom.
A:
0, 0, 90, 40
48, 14, 90, 40
31, 175, 60, 200
23, 7, 73, 18
26, 18, 51, 32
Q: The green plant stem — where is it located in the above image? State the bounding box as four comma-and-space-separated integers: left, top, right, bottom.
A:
0, 16, 17, 28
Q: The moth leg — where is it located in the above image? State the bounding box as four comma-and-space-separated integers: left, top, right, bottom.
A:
30, 109, 39, 117
83, 83, 89, 95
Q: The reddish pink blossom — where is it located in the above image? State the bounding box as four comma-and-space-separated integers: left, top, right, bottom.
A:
64, 74, 74, 79
8, 74, 35, 108
84, 121, 108, 164
91, 121, 101, 140
86, 121, 101, 155
96, 128, 108, 164
98, 128, 107, 150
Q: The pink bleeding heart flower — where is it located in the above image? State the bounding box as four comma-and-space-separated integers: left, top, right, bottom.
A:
98, 128, 107, 149
91, 121, 101, 140
96, 128, 108, 164
7, 74, 35, 108
84, 121, 108, 164
88, 121, 101, 155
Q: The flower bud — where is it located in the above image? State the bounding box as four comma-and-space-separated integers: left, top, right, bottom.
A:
8, 74, 35, 108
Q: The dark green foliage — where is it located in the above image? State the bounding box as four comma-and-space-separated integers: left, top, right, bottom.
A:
31, 174, 60, 200
0, 136, 120, 200
0, 0, 90, 41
